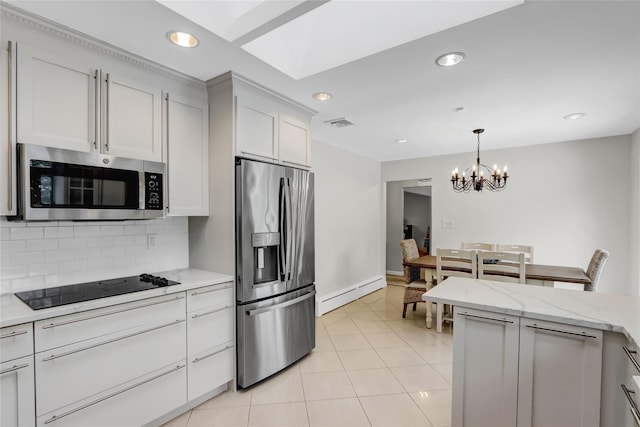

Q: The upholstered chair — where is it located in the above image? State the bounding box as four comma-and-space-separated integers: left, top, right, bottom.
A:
584, 249, 610, 292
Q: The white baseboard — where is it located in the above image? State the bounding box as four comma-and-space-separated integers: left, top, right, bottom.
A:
386, 270, 403, 276
315, 275, 385, 316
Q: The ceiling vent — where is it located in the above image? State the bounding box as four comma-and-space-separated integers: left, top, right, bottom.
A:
324, 117, 355, 128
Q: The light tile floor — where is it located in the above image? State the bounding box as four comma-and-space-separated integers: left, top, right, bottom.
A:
162, 283, 453, 427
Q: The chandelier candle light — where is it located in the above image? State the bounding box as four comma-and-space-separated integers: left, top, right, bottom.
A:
451, 129, 508, 192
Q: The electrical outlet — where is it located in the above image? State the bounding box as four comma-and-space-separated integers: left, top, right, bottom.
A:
442, 220, 455, 229
147, 235, 156, 249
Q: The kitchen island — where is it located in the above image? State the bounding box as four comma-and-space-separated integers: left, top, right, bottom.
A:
423, 277, 639, 427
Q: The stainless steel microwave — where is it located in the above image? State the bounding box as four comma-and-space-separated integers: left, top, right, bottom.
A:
14, 143, 165, 221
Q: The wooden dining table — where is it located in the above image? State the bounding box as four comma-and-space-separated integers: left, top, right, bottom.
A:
403, 255, 591, 287
403, 255, 591, 331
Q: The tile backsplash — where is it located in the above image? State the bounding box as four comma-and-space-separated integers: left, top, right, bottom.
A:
0, 216, 189, 293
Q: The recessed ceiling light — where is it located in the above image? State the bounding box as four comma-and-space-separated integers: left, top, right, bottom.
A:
167, 31, 199, 48
395, 139, 408, 144
312, 92, 333, 101
435, 52, 465, 67
563, 112, 586, 120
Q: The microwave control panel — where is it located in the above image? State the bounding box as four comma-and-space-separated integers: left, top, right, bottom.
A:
144, 173, 163, 210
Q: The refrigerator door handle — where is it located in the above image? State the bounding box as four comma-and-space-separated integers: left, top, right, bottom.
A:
279, 177, 287, 281
246, 290, 316, 316
284, 178, 293, 281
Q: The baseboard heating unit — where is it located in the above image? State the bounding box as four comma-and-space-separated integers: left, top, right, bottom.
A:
315, 275, 385, 316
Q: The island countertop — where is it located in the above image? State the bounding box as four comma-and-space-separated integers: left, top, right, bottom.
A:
423, 277, 640, 347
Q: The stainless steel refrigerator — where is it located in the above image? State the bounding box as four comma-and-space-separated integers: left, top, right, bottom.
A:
235, 158, 315, 388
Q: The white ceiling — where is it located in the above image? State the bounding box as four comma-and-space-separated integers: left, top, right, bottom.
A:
5, 0, 639, 162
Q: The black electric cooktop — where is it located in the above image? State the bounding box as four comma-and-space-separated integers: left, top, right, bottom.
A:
14, 274, 180, 310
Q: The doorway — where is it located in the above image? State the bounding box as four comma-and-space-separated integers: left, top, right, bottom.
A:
385, 179, 432, 276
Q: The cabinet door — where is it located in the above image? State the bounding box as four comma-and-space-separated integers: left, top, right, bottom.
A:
0, 355, 35, 427
165, 92, 209, 216
279, 113, 311, 169
104, 72, 162, 161
517, 318, 602, 427
16, 43, 96, 152
0, 39, 16, 215
235, 89, 278, 162
452, 307, 519, 427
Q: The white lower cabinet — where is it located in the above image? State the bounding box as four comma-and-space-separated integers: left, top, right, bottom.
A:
452, 308, 519, 427
34, 293, 187, 426
601, 332, 639, 427
186, 282, 234, 401
1, 322, 35, 427
1, 355, 35, 427
453, 307, 603, 427
36, 362, 186, 427
517, 318, 602, 427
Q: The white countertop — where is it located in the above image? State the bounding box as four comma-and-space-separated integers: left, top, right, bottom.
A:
0, 269, 234, 328
423, 277, 640, 347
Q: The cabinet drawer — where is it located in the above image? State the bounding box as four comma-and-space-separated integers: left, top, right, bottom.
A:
36, 317, 186, 416
0, 323, 33, 363
38, 362, 187, 427
188, 343, 233, 401
1, 355, 36, 427
35, 293, 185, 352
188, 305, 233, 355
187, 282, 233, 313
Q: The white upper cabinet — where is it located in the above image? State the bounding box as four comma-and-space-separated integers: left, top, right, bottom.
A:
165, 92, 209, 216
235, 87, 278, 162
16, 43, 96, 153
103, 72, 162, 161
232, 76, 314, 168
279, 112, 311, 169
16, 43, 162, 161
0, 40, 16, 216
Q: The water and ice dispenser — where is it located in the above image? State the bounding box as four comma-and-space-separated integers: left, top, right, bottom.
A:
252, 232, 280, 284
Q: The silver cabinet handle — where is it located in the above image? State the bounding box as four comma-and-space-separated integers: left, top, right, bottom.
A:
93, 69, 99, 150
191, 305, 233, 319
42, 319, 184, 362
44, 363, 185, 424
247, 290, 315, 316
0, 362, 29, 376
7, 40, 14, 211
0, 329, 28, 339
622, 384, 640, 426
457, 312, 515, 324
525, 324, 597, 339
240, 150, 278, 161
41, 295, 184, 329
192, 345, 232, 364
624, 346, 640, 373
165, 92, 170, 213
104, 72, 110, 151
191, 284, 233, 296
282, 160, 310, 169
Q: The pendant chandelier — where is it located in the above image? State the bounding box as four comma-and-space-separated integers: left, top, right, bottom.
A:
451, 129, 508, 193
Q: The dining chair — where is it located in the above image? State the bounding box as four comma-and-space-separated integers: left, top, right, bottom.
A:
494, 244, 534, 263
400, 239, 432, 318
433, 248, 477, 333
461, 242, 494, 252
477, 251, 526, 283
584, 249, 610, 292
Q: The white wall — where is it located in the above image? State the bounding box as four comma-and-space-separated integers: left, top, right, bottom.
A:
630, 128, 640, 296
382, 135, 633, 295
0, 216, 189, 293
312, 140, 383, 297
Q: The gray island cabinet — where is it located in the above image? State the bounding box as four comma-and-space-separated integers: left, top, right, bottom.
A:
424, 277, 639, 427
